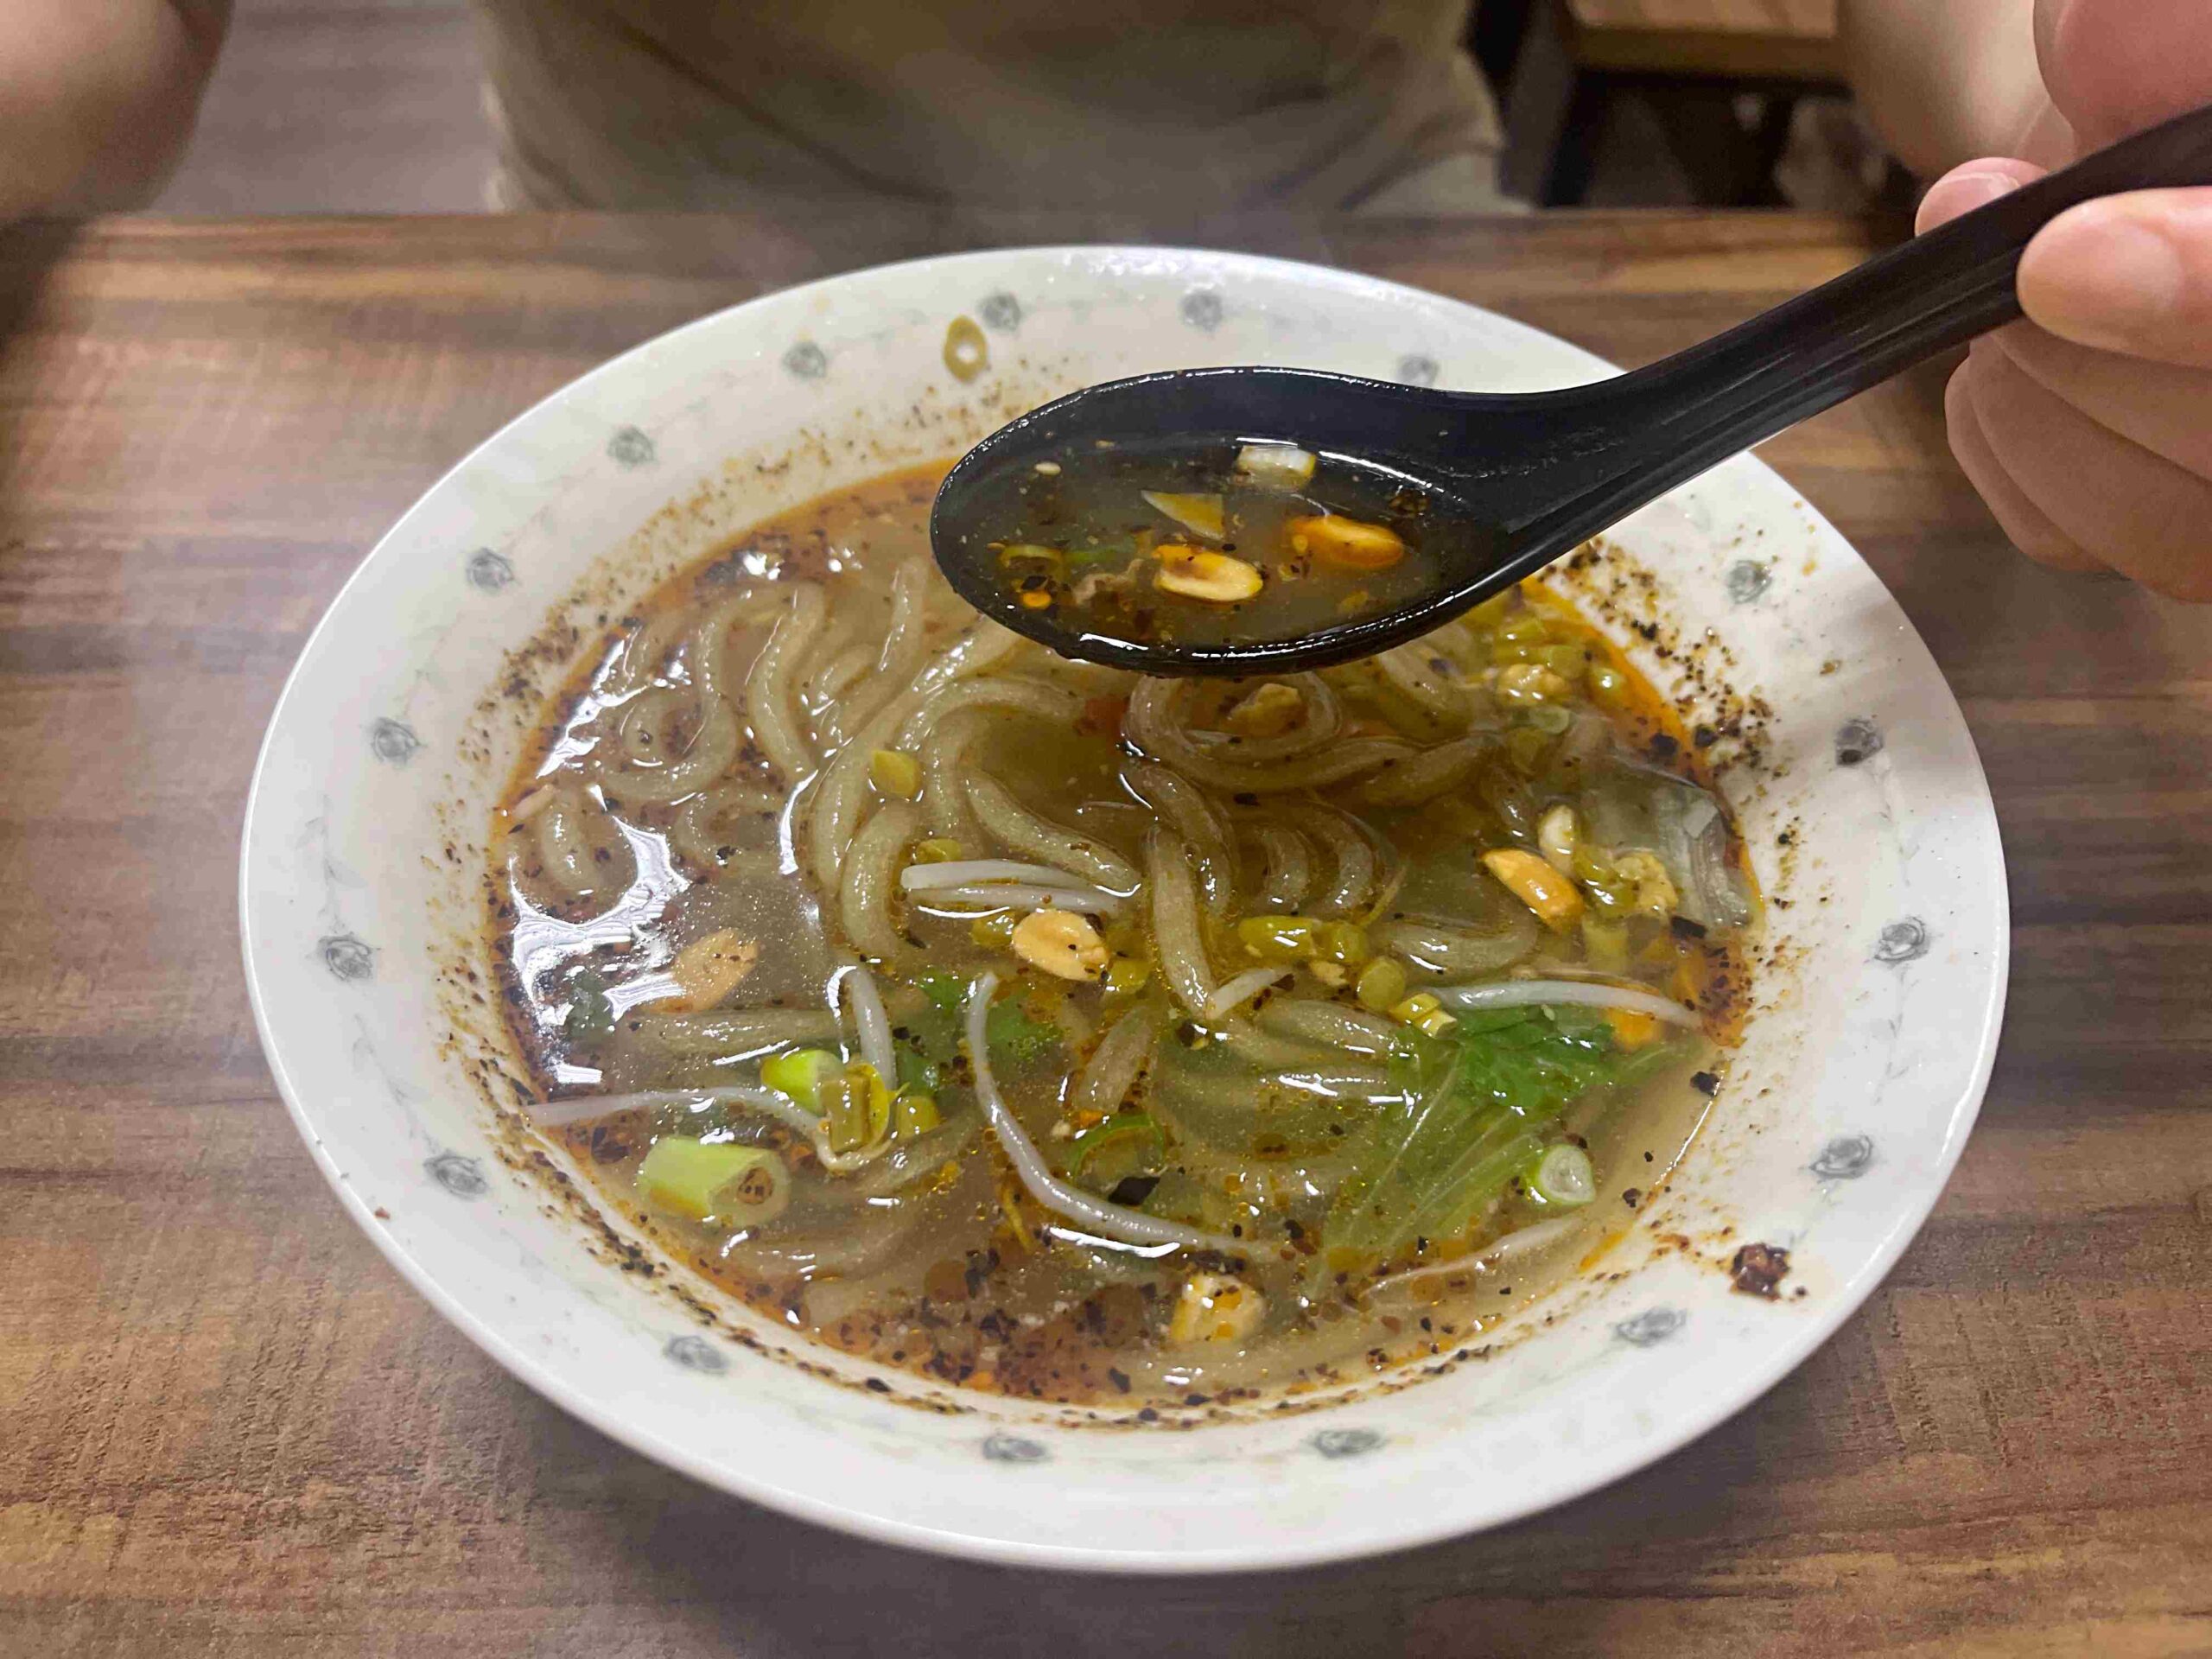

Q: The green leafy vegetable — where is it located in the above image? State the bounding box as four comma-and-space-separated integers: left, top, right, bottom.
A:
894, 1045, 942, 1097
907, 971, 1063, 1067
905, 972, 966, 1069
563, 968, 613, 1044
917, 972, 966, 1014
985, 996, 1062, 1065
1317, 1007, 1676, 1281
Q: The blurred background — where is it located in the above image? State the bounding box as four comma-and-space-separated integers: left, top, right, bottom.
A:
155, 0, 1901, 215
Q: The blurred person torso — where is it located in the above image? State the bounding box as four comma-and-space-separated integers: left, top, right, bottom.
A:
474, 0, 1504, 217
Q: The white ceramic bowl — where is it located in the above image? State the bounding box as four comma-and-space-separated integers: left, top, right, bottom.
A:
241, 247, 2006, 1573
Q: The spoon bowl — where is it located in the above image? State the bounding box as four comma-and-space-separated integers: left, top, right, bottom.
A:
930, 367, 1517, 675
932, 102, 2212, 676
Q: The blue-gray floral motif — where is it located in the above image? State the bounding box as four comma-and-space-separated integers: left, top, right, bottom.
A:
425, 1150, 489, 1198
607, 426, 657, 467
1811, 1135, 1876, 1180
368, 717, 420, 765
318, 933, 375, 982
783, 340, 829, 380
1725, 560, 1771, 603
1179, 289, 1224, 332
1395, 353, 1440, 387
977, 291, 1022, 333
1311, 1427, 1383, 1459
1835, 717, 1883, 766
1873, 918, 1929, 964
664, 1335, 729, 1374
981, 1433, 1049, 1465
465, 549, 515, 592
1613, 1306, 1687, 1346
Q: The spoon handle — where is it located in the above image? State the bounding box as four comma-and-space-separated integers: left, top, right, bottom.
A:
1503, 101, 2212, 561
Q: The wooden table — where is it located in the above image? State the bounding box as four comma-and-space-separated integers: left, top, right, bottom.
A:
3, 213, 2208, 1656
1565, 0, 1840, 80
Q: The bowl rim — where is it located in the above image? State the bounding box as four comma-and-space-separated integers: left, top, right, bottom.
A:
240, 244, 2009, 1573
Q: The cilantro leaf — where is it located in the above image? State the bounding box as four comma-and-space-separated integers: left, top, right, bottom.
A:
895, 1046, 942, 1096
904, 971, 1063, 1068
917, 972, 966, 1014
986, 996, 1062, 1065
892, 973, 965, 1088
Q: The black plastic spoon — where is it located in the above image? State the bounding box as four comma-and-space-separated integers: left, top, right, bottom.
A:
931, 103, 2212, 677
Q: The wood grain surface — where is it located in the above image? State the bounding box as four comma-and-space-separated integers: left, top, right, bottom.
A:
1564, 0, 1842, 79
1569, 0, 1834, 34
2, 213, 2207, 1657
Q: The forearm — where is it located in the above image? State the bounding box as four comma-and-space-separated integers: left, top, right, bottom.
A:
1840, 0, 2053, 176
0, 0, 231, 218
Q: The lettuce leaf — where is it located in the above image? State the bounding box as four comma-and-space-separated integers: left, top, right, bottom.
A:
1317, 1007, 1669, 1281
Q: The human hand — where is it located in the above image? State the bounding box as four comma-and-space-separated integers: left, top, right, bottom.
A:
1916, 0, 2212, 598
0, 2, 229, 219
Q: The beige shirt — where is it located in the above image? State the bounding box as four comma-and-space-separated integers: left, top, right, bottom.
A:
475, 1, 1505, 217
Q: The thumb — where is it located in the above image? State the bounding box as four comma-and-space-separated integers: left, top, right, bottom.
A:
2018, 188, 2212, 367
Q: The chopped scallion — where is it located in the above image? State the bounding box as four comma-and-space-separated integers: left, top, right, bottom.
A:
1065, 1113, 1166, 1192
1528, 1142, 1596, 1208
636, 1137, 791, 1229
760, 1047, 837, 1109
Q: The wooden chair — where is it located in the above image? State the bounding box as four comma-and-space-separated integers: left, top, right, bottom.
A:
1497, 0, 1847, 206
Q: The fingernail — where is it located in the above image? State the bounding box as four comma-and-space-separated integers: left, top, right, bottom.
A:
2023, 211, 2187, 344
1916, 172, 2019, 234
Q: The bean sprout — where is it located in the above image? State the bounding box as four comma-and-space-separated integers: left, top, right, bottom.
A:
913, 883, 1125, 915
1431, 980, 1700, 1027
966, 974, 1243, 1255
524, 1084, 891, 1173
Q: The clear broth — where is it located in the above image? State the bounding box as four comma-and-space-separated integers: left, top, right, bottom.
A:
490, 462, 1753, 1408
969, 437, 1456, 652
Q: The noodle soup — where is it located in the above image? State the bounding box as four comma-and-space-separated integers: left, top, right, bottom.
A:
493, 463, 1756, 1408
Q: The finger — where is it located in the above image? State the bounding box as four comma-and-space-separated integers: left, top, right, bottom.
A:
1942, 360, 2109, 575
1961, 337, 2212, 599
1916, 158, 2046, 235
1980, 322, 2212, 480
2018, 190, 2212, 368
2037, 0, 2212, 150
